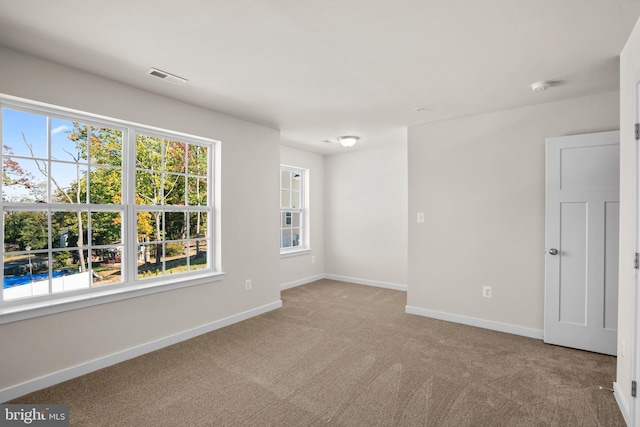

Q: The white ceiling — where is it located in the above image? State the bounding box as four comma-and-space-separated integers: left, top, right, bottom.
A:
0, 0, 639, 154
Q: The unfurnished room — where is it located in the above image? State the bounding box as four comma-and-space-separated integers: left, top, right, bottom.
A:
2, 1, 640, 426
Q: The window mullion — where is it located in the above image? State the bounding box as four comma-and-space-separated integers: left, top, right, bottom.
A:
126, 129, 137, 284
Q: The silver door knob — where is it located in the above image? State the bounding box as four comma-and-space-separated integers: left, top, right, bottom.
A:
548, 248, 558, 255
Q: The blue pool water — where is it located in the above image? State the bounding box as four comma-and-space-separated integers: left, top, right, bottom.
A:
3, 270, 71, 289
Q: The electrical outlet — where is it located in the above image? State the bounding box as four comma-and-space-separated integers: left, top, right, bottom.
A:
482, 286, 492, 298
417, 212, 425, 223
245, 279, 252, 290
312, 256, 316, 264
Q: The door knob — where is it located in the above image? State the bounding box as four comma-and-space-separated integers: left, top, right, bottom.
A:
548, 248, 558, 255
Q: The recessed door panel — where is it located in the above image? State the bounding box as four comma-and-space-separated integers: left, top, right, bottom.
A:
559, 202, 587, 325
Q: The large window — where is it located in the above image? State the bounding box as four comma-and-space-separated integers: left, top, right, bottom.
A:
280, 165, 306, 252
0, 100, 218, 312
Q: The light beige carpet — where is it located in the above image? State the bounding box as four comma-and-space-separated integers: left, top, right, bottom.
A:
11, 279, 624, 426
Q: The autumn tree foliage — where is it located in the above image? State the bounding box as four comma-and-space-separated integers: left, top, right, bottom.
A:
4, 118, 207, 277
2, 144, 33, 197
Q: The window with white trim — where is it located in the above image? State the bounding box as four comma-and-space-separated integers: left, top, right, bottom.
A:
0, 100, 217, 308
280, 166, 306, 251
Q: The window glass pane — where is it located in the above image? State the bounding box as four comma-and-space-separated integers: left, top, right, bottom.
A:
3, 109, 47, 158
292, 172, 301, 191
52, 264, 90, 294
3, 251, 45, 301
165, 212, 186, 241
281, 229, 292, 248
51, 161, 88, 203
166, 241, 188, 275
137, 211, 159, 243
190, 239, 208, 270
188, 144, 208, 175
187, 177, 207, 206
136, 135, 163, 171
291, 212, 301, 228
52, 211, 88, 249
90, 126, 122, 167
51, 120, 88, 164
91, 211, 122, 245
165, 139, 186, 173
291, 190, 300, 208
281, 169, 291, 189
136, 171, 162, 205
4, 210, 49, 251
2, 158, 44, 203
4, 249, 51, 300
89, 167, 121, 204
52, 211, 76, 249
138, 243, 164, 279
290, 228, 301, 247
164, 174, 186, 205
91, 247, 122, 286
282, 212, 291, 227
281, 190, 290, 208
189, 212, 207, 238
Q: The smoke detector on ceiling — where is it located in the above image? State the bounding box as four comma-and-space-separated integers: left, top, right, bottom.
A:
530, 81, 551, 92
145, 68, 188, 85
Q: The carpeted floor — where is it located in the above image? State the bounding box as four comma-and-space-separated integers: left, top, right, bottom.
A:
10, 279, 624, 426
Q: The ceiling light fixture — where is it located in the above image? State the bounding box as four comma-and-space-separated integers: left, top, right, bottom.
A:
530, 81, 551, 92
337, 135, 359, 148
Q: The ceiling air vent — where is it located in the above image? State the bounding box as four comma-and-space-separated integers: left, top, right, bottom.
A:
145, 68, 188, 85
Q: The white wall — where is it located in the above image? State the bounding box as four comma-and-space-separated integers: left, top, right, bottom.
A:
325, 143, 408, 288
0, 47, 281, 396
280, 145, 325, 287
616, 16, 640, 423
407, 91, 619, 334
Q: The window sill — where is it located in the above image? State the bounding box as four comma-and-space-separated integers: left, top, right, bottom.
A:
280, 248, 312, 258
0, 271, 225, 325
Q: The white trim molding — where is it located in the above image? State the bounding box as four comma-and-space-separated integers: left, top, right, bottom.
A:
613, 381, 631, 427
405, 305, 544, 340
280, 275, 324, 290
280, 248, 312, 258
0, 300, 282, 403
280, 275, 407, 292
323, 274, 407, 291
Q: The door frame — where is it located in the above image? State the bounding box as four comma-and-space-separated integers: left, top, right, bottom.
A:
632, 73, 640, 427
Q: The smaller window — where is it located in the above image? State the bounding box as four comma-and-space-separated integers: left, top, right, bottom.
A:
280, 166, 306, 252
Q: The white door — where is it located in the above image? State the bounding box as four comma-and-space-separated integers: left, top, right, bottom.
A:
544, 131, 620, 355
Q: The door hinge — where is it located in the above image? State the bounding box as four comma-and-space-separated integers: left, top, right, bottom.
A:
633, 381, 637, 397
636, 123, 640, 140
635, 253, 639, 269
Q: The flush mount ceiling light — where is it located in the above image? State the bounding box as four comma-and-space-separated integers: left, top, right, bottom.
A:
530, 81, 551, 92
145, 67, 188, 85
337, 135, 360, 148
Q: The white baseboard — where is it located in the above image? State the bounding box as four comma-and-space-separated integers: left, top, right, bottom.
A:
613, 381, 631, 426
324, 274, 407, 292
405, 305, 544, 340
0, 300, 283, 403
280, 275, 325, 290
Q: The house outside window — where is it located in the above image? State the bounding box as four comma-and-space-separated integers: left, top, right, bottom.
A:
0, 99, 219, 315
280, 165, 306, 252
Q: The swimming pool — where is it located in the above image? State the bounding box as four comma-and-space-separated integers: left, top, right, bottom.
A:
3, 270, 72, 289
